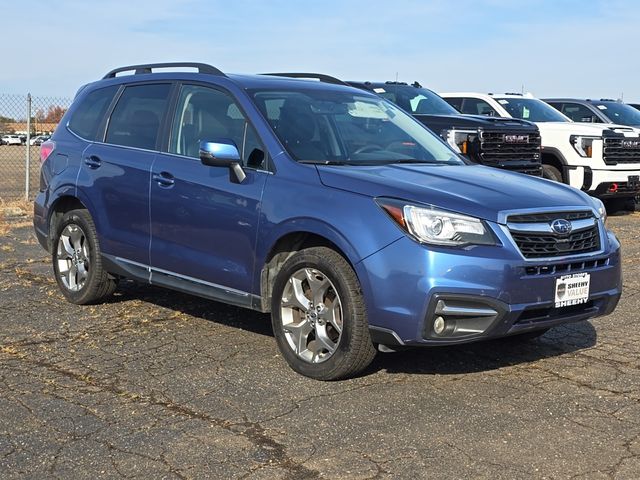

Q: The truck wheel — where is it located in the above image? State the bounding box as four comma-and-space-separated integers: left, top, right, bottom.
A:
271, 247, 376, 380
542, 165, 563, 183
52, 209, 117, 304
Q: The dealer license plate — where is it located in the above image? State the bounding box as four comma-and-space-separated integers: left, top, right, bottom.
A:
554, 273, 590, 308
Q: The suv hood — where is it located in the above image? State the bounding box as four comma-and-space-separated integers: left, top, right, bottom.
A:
316, 164, 591, 224
413, 113, 537, 133
535, 121, 640, 137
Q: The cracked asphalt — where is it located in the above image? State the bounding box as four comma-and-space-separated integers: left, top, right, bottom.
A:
1, 212, 639, 479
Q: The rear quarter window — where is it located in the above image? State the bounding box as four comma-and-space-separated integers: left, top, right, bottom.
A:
68, 85, 119, 140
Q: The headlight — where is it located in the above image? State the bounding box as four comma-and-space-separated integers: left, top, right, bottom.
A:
570, 135, 600, 158
376, 198, 496, 246
443, 129, 478, 155
592, 197, 607, 225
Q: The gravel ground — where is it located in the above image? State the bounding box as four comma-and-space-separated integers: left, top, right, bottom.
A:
0, 211, 639, 479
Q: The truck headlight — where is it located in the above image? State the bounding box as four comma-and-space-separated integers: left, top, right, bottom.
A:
570, 135, 600, 158
442, 129, 478, 155
376, 198, 496, 246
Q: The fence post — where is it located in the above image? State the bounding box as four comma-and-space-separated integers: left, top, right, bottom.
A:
25, 93, 32, 200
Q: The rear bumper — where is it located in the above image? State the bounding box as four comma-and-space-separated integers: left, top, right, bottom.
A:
33, 191, 50, 252
358, 231, 622, 346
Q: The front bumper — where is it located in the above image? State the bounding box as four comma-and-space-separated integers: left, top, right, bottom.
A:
567, 166, 640, 198
358, 229, 622, 346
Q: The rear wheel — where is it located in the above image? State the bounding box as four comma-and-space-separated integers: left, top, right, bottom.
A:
271, 247, 376, 380
542, 164, 563, 183
52, 209, 117, 304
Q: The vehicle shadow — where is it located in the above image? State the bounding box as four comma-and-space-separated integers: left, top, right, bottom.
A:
108, 280, 597, 377
107, 280, 274, 337
364, 321, 597, 376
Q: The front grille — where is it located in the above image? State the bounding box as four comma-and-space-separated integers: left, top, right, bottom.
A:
507, 210, 601, 259
479, 130, 542, 175
603, 137, 640, 165
524, 257, 609, 276
508, 211, 592, 223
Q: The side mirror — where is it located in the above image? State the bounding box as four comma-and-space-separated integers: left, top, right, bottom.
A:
199, 140, 246, 183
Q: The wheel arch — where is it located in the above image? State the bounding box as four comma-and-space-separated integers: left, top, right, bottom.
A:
47, 195, 89, 248
258, 229, 359, 313
541, 147, 568, 182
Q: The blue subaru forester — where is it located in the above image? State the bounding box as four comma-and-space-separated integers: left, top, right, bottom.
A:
34, 63, 621, 380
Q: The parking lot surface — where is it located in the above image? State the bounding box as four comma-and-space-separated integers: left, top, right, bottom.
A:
1, 211, 639, 479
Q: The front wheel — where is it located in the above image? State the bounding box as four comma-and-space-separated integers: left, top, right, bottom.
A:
542, 164, 563, 183
271, 247, 376, 380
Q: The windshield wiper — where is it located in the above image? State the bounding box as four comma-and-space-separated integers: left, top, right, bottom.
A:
383, 159, 458, 165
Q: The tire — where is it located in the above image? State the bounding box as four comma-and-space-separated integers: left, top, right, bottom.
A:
271, 247, 376, 380
542, 164, 563, 183
52, 209, 117, 304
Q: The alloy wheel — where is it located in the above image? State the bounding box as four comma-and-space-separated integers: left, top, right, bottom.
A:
56, 224, 90, 292
280, 268, 343, 363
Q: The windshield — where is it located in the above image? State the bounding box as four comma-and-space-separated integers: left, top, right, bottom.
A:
496, 97, 569, 122
371, 85, 459, 116
594, 102, 640, 126
251, 89, 462, 165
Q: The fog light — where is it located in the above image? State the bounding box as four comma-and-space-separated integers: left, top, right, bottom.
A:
433, 316, 446, 335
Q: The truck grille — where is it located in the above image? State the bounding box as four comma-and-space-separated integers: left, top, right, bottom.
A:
479, 130, 542, 176
603, 137, 640, 165
507, 210, 601, 259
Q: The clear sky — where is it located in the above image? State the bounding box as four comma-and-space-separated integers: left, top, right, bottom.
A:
4, 0, 639, 100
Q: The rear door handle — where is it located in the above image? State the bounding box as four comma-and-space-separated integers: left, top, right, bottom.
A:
84, 155, 102, 169
152, 171, 175, 187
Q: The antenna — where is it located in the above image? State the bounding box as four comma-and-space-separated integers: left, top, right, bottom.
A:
521, 84, 524, 95
395, 72, 399, 83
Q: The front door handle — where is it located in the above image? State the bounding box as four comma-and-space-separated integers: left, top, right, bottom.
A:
84, 155, 102, 169
152, 171, 175, 187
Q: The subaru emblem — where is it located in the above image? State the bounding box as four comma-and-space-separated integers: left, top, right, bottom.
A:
551, 219, 572, 235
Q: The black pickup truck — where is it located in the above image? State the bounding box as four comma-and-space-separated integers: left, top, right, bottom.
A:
348, 81, 542, 176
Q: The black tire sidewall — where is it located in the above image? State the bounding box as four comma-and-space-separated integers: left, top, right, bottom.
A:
271, 249, 363, 380
542, 164, 563, 183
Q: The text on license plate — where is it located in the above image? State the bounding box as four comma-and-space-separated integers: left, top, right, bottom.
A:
554, 273, 590, 308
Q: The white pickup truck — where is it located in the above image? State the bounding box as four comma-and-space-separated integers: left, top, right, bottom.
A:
440, 92, 640, 206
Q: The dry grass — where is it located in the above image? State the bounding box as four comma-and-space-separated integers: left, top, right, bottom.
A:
0, 199, 33, 236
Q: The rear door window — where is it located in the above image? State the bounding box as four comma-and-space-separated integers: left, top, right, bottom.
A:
68, 85, 119, 140
105, 84, 171, 150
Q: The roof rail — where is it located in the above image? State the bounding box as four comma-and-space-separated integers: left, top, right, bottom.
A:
102, 62, 225, 79
261, 72, 348, 86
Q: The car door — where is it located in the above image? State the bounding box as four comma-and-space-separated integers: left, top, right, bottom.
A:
77, 83, 172, 266
149, 83, 269, 304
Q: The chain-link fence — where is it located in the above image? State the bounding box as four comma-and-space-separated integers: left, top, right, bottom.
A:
0, 93, 72, 201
